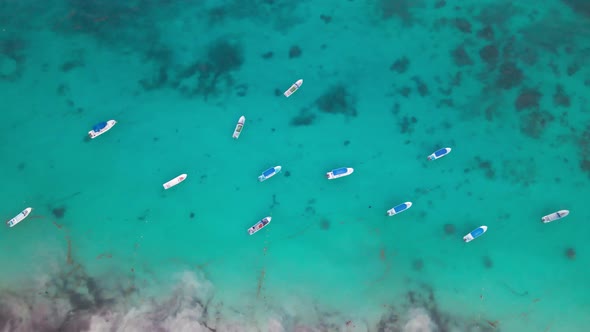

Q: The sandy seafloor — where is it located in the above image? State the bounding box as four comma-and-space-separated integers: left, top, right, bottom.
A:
1, 0, 590, 331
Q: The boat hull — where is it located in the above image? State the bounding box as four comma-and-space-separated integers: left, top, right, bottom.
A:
88, 120, 117, 139
428, 147, 452, 160
6, 207, 32, 228
163, 174, 187, 189
258, 166, 282, 182
248, 216, 272, 235
326, 167, 354, 180
463, 225, 488, 243
387, 202, 413, 216
542, 210, 569, 223
284, 79, 303, 97
232, 116, 246, 139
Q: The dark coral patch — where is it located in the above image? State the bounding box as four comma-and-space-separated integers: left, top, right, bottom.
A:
207, 40, 244, 75
443, 223, 455, 235
553, 84, 570, 107
316, 85, 357, 116
482, 256, 493, 268
477, 26, 495, 41
479, 44, 499, 66
564, 247, 576, 260
52, 206, 66, 219
289, 45, 302, 59
515, 88, 542, 111
290, 110, 316, 126
398, 116, 417, 134
496, 62, 523, 89
519, 110, 554, 139
412, 259, 424, 271
453, 18, 472, 33
562, 0, 590, 18
474, 157, 495, 179
451, 45, 473, 66
390, 57, 409, 73
319, 14, 332, 23
412, 77, 429, 96
320, 218, 330, 230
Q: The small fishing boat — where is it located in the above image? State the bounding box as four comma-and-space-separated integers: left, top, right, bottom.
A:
326, 167, 354, 180
463, 225, 488, 243
88, 120, 117, 139
428, 147, 452, 160
386, 202, 412, 216
232, 116, 246, 139
258, 166, 282, 182
542, 210, 570, 223
248, 216, 272, 235
6, 207, 32, 228
163, 174, 187, 189
284, 79, 303, 97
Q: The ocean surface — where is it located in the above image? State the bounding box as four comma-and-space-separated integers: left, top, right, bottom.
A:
1, 0, 589, 331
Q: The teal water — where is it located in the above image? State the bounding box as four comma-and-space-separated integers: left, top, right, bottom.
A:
1, 0, 590, 331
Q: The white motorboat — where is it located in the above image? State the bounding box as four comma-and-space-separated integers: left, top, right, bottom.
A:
6, 207, 32, 228
248, 216, 271, 235
542, 210, 569, 223
284, 79, 303, 97
232, 116, 245, 139
163, 174, 187, 189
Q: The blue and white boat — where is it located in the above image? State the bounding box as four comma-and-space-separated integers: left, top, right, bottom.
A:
6, 207, 32, 228
427, 147, 452, 160
463, 225, 488, 243
542, 210, 569, 223
88, 120, 117, 139
258, 166, 282, 182
326, 167, 354, 180
386, 202, 412, 216
248, 216, 272, 235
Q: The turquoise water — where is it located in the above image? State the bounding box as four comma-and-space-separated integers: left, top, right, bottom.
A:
1, 0, 590, 331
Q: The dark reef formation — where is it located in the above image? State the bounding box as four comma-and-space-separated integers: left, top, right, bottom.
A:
514, 88, 542, 111
316, 85, 357, 117
479, 44, 499, 66
452, 45, 473, 66
290, 108, 316, 127
473, 157, 496, 180
288, 45, 302, 59
377, 283, 498, 332
562, 0, 590, 18
52, 206, 67, 219
496, 62, 523, 89
553, 84, 570, 107
140, 38, 245, 100
565, 247, 576, 260
443, 223, 455, 235
519, 110, 554, 139
0, 38, 26, 81
390, 56, 410, 73
378, 0, 423, 26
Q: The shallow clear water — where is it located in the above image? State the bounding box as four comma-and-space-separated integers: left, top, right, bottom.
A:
1, 0, 589, 331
